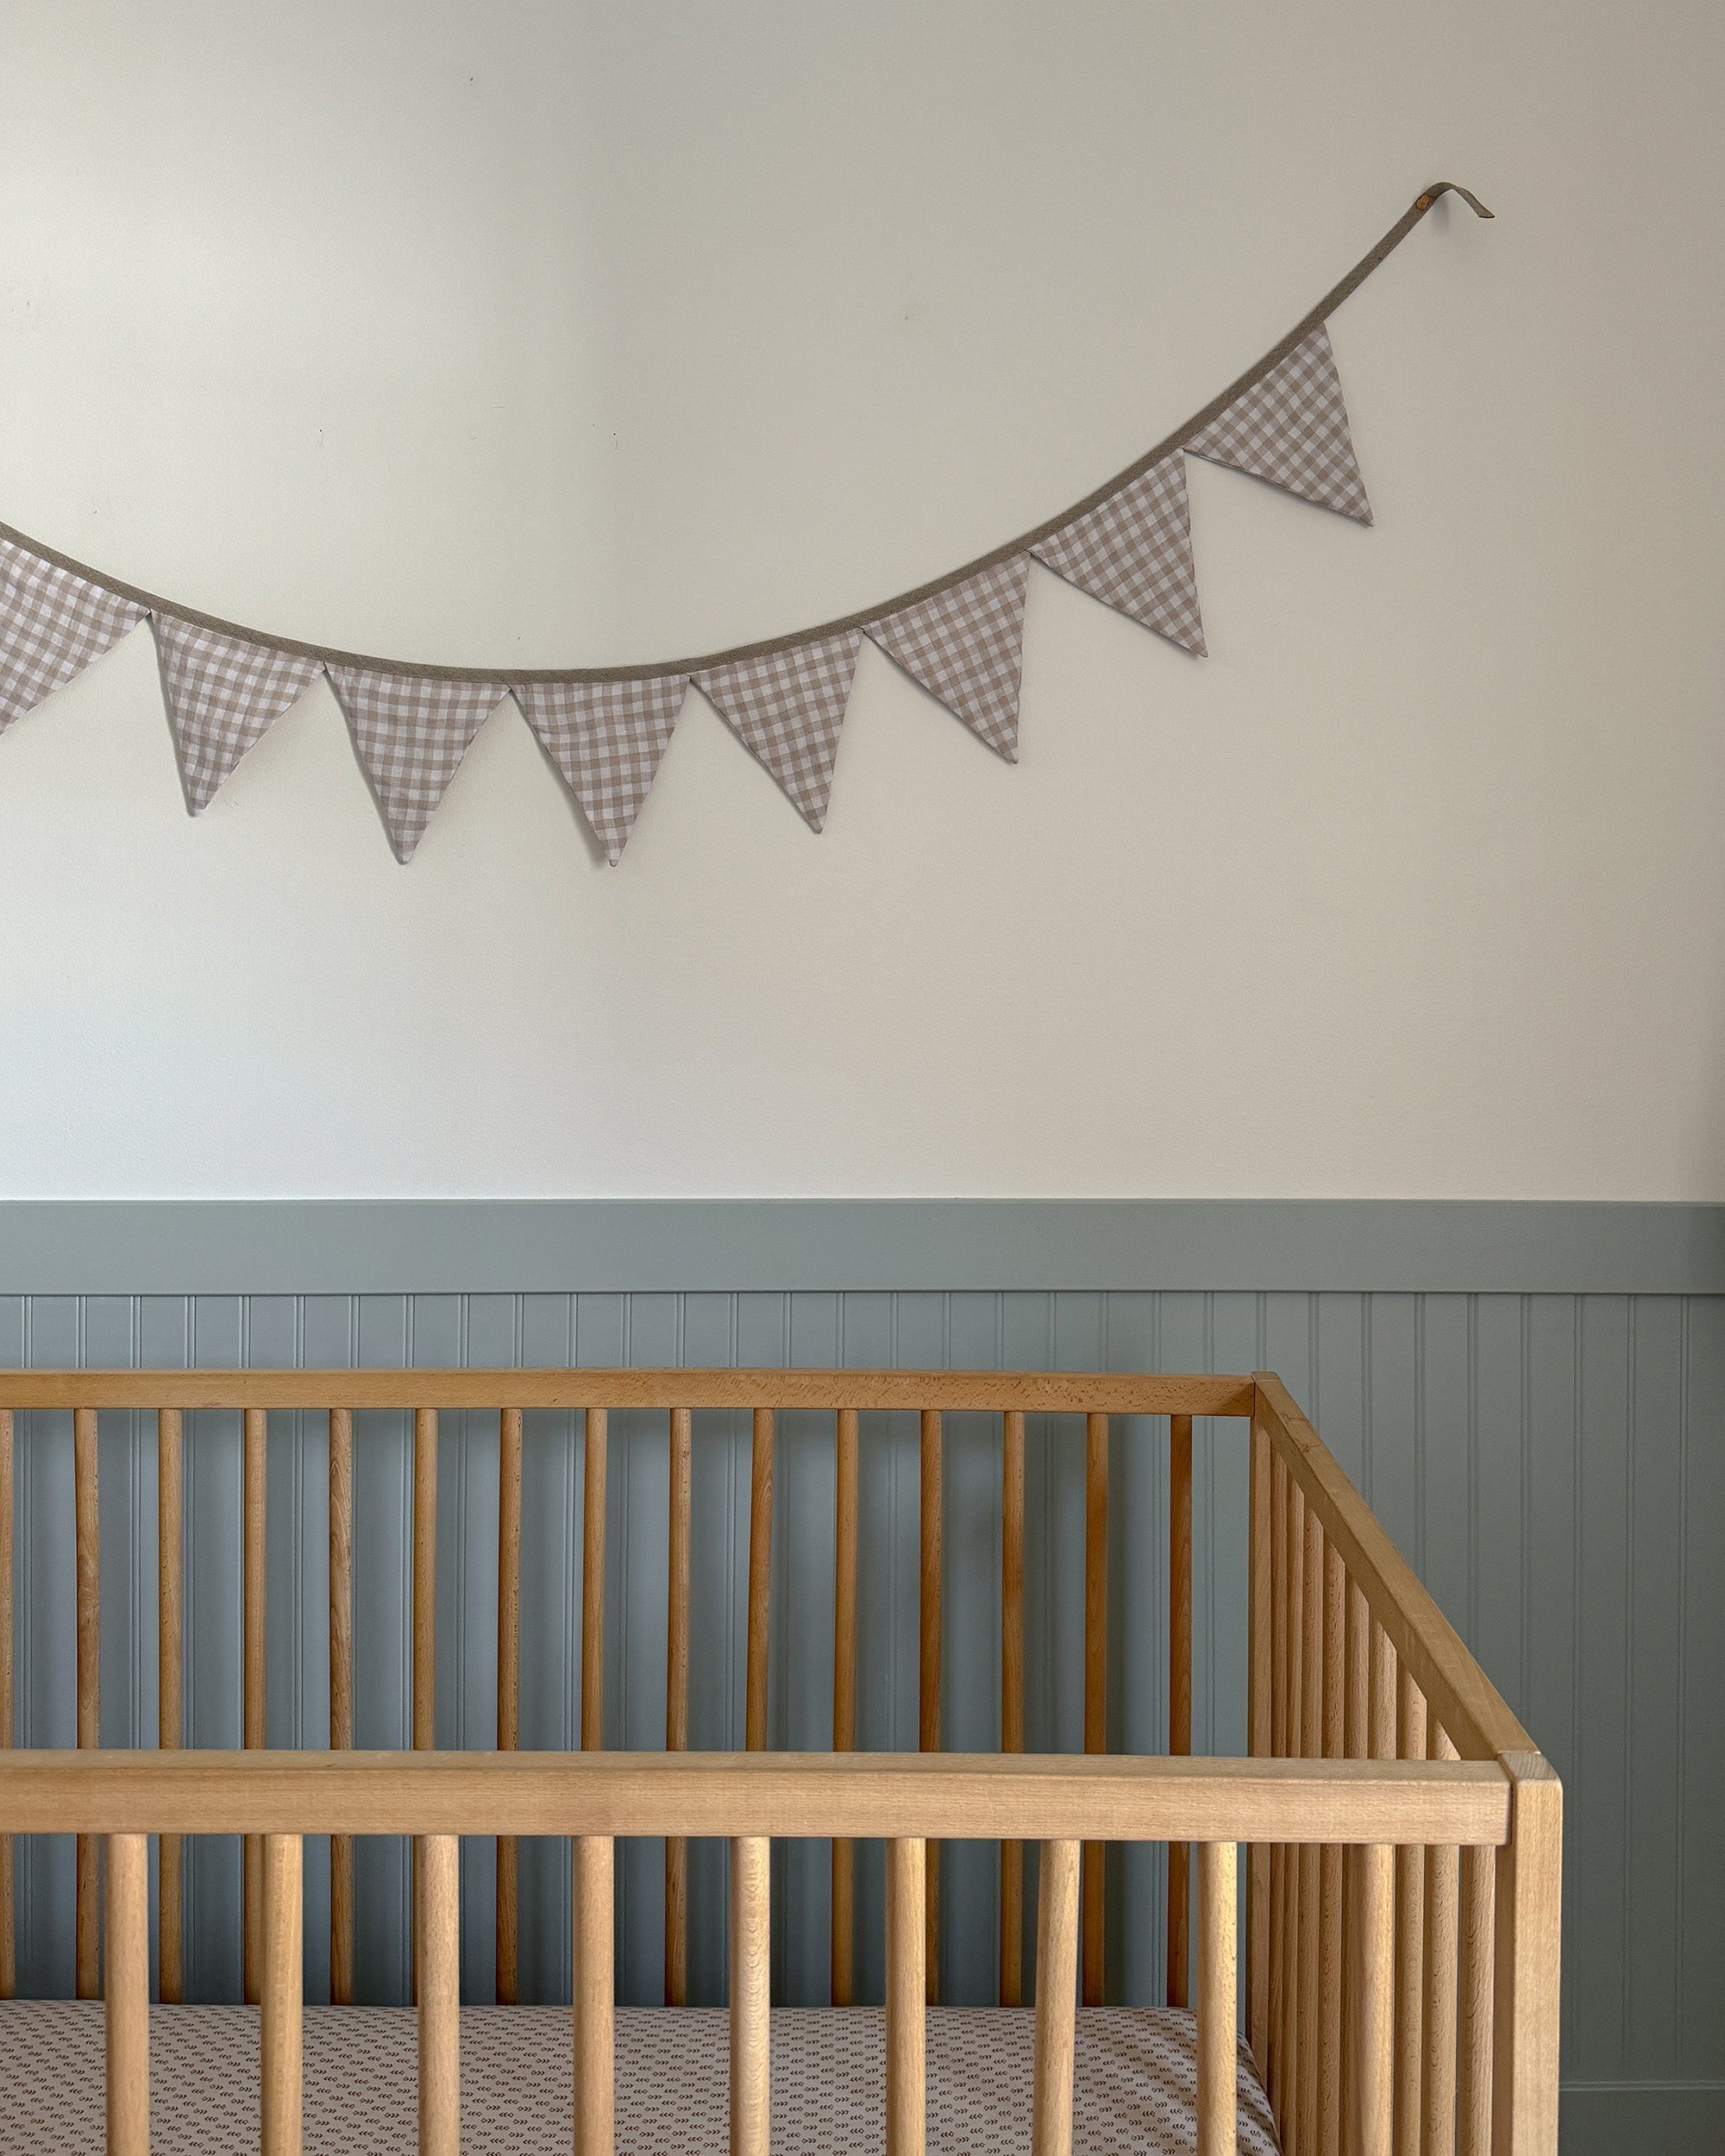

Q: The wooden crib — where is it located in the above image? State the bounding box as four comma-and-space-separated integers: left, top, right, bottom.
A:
0, 1369, 1560, 2156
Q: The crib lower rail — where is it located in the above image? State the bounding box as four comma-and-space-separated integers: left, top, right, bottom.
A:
2, 1746, 1520, 2156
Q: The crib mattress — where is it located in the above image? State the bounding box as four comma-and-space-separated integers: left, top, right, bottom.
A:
0, 2000, 1279, 2154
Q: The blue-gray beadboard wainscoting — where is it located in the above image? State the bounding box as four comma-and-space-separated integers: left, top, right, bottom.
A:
1, 1200, 1721, 2156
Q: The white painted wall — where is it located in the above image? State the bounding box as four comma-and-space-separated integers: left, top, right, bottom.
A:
0, 1, 1719, 1200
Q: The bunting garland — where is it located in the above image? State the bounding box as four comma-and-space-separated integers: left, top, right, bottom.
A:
0, 535, 146, 734
154, 617, 323, 812
866, 558, 1031, 761
0, 184, 1490, 862
1182, 325, 1373, 523
694, 632, 862, 830
515, 675, 689, 864
1029, 454, 1205, 655
326, 669, 509, 862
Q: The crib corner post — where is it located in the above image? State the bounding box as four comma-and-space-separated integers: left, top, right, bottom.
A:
1490, 1754, 1562, 2156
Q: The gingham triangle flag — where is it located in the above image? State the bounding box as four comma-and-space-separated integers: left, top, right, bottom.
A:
1183, 324, 1371, 523
1031, 455, 1205, 654
0, 535, 147, 735
327, 667, 509, 862
153, 616, 324, 812
695, 630, 861, 830
515, 674, 689, 863
866, 555, 1031, 760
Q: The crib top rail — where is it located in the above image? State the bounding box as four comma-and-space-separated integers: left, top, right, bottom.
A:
0, 1745, 1511, 1846
0, 1367, 1253, 1415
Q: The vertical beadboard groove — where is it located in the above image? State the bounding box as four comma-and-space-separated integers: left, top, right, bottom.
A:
455, 1297, 467, 1755
618, 1291, 632, 1986
1413, 1294, 1427, 1577
182, 1297, 198, 1997
1203, 1289, 1217, 1759
1674, 1297, 1690, 2068
1568, 1298, 1584, 2069
1465, 1294, 1479, 1648
17, 1299, 32, 1982
1622, 1298, 1637, 2069
128, 1298, 140, 1754
1518, 1294, 1533, 1717
293, 1297, 305, 1752
1359, 1292, 1373, 1508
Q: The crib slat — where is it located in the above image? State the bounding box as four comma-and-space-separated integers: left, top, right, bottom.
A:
1168, 1410, 1192, 2009
1359, 1841, 1395, 2156
243, 1404, 268, 2005
1279, 1476, 1305, 2147
831, 1406, 859, 2008
1320, 1540, 1346, 2156
667, 1407, 693, 2009
1369, 1603, 1400, 2156
104, 1833, 149, 2156
1297, 1506, 1324, 2156
1455, 1841, 1496, 2156
1423, 1728, 1461, 2156
496, 1405, 520, 2007
1396, 1670, 1430, 2156
1371, 1620, 1397, 1761
1084, 1409, 1109, 2006
574, 1836, 615, 2156
419, 1835, 461, 2156
0, 1407, 13, 2001
583, 1407, 608, 1752
157, 1407, 184, 2004
74, 1405, 99, 2000
1269, 1450, 1289, 2125
731, 1836, 771, 2156
1032, 1838, 1080, 2156
1197, 1840, 1238, 2156
412, 1407, 437, 1750
328, 1407, 354, 2008
1000, 1408, 1026, 2009
1247, 1412, 1271, 2071
887, 1838, 927, 2156
919, 1408, 942, 2002
1343, 1579, 1371, 2156
261, 1833, 304, 2156
244, 1407, 268, 1744
1368, 1609, 1400, 2156
745, 1409, 772, 1754
411, 1407, 437, 2009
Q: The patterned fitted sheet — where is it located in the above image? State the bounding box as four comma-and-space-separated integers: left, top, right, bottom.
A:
0, 2000, 1281, 2154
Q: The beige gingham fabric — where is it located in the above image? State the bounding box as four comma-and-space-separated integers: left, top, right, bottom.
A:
1032, 456, 1205, 654
0, 2001, 1281, 2156
153, 616, 324, 812
1184, 325, 1371, 523
866, 555, 1030, 760
695, 630, 861, 830
516, 675, 688, 863
0, 535, 146, 734
327, 667, 509, 862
